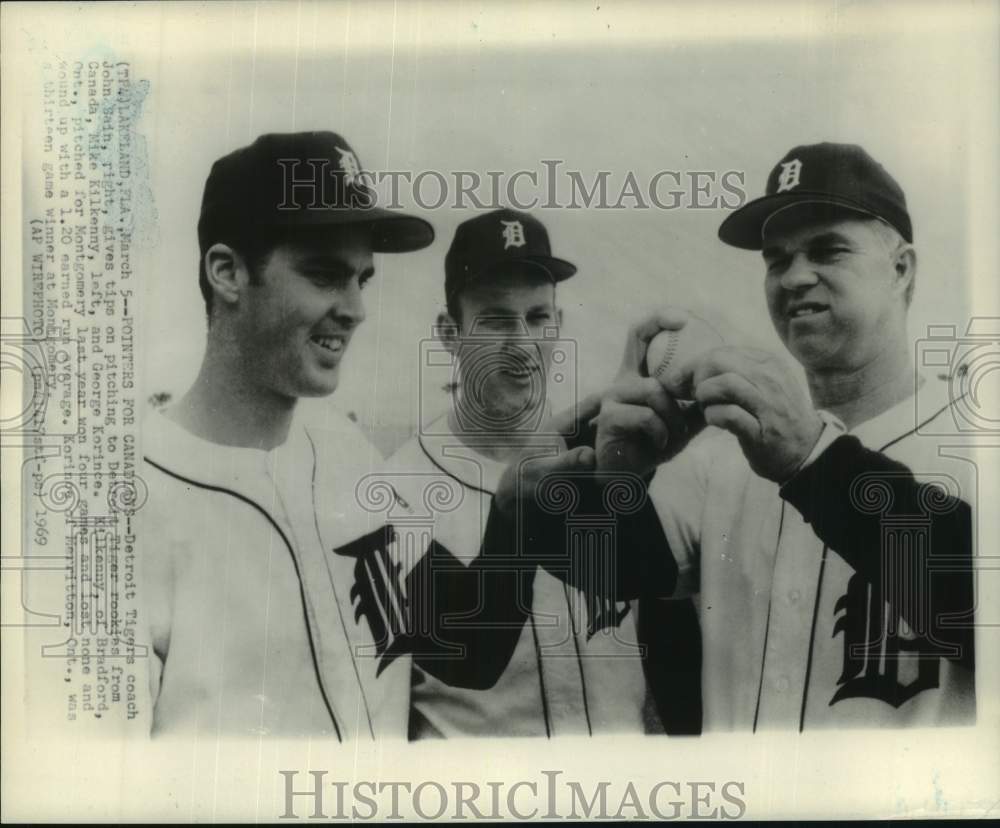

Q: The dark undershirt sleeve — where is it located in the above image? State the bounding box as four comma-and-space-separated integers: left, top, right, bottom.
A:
406, 478, 678, 687
406, 410, 679, 687
548, 413, 679, 599
517, 473, 679, 601
779, 434, 975, 670
406, 501, 536, 690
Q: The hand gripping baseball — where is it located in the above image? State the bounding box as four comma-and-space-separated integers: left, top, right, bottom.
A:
595, 307, 724, 475
616, 306, 694, 381
676, 346, 824, 483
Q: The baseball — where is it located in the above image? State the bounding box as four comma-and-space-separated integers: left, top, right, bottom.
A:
644, 317, 725, 399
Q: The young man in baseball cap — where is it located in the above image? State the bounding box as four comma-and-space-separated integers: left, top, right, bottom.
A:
609, 142, 976, 729
383, 208, 676, 738
140, 132, 558, 741
137, 131, 437, 739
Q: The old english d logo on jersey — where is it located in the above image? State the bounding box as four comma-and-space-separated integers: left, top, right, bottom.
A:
541, 471, 643, 638
333, 524, 471, 675
334, 525, 411, 675
829, 470, 969, 708
585, 592, 631, 639
831, 570, 941, 707
567, 525, 631, 638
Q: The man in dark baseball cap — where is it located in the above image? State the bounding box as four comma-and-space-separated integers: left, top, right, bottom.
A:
443, 207, 577, 308
716, 141, 917, 373
717, 141, 912, 249
198, 131, 433, 257
383, 208, 676, 740
615, 141, 975, 731
138, 131, 438, 738
175, 130, 435, 440
197, 130, 433, 319
437, 208, 577, 434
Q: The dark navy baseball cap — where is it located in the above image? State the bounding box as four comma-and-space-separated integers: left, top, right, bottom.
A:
198, 131, 434, 253
444, 209, 576, 301
718, 142, 913, 250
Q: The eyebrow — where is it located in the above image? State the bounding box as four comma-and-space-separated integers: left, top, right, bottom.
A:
475, 304, 554, 316
295, 255, 375, 281
762, 231, 854, 259
475, 306, 520, 316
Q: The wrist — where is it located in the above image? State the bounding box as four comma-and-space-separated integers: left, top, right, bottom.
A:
783, 410, 847, 484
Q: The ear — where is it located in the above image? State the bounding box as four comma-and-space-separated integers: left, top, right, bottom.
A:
436, 311, 461, 356
892, 244, 917, 303
203, 243, 249, 309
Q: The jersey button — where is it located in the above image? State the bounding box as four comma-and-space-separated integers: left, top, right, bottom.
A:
775, 676, 790, 692
787, 589, 801, 605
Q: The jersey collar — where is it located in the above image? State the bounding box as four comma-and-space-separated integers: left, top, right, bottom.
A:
416, 414, 509, 494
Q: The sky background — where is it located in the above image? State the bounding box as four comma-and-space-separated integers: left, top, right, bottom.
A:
55, 0, 989, 456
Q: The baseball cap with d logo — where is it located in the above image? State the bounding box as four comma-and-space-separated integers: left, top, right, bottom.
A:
444, 208, 577, 303
198, 131, 434, 254
718, 142, 913, 250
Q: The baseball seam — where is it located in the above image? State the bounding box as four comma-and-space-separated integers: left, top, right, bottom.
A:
652, 331, 680, 378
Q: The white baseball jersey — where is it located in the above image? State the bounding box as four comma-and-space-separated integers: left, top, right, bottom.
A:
649, 374, 976, 731
381, 415, 652, 738
139, 409, 410, 739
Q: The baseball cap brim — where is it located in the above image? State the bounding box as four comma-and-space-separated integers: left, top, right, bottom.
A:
452, 255, 577, 299
519, 255, 577, 282
718, 192, 882, 250
365, 209, 435, 253
445, 254, 576, 296
259, 206, 434, 253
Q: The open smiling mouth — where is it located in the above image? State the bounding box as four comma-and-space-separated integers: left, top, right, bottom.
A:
787, 302, 829, 319
497, 354, 542, 380
310, 334, 346, 354
500, 367, 538, 380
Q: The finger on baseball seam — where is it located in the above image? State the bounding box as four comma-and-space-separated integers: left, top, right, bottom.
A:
693, 372, 767, 417
630, 306, 691, 345
618, 337, 648, 377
